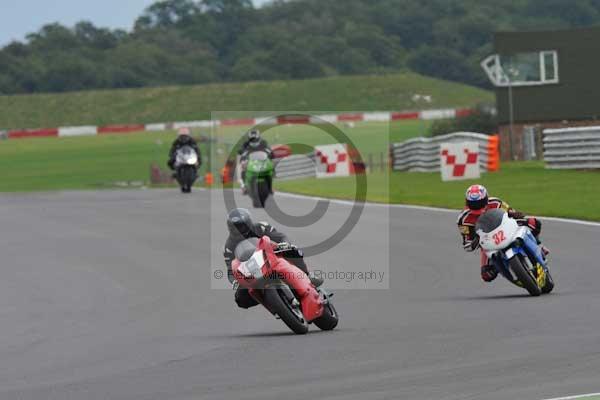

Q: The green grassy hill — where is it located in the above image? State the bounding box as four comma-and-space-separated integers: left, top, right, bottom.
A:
0, 72, 492, 129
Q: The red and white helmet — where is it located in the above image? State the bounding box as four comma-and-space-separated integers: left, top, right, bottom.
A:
465, 184, 488, 211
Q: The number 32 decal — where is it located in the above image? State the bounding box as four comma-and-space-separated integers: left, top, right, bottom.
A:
493, 230, 506, 245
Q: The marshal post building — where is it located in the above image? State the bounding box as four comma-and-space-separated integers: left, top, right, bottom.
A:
482, 26, 600, 160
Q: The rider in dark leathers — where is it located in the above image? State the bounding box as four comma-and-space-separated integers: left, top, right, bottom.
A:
238, 129, 272, 159
167, 127, 201, 170
223, 208, 322, 309
238, 129, 272, 193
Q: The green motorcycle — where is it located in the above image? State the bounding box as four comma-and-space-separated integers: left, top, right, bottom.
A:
243, 150, 274, 208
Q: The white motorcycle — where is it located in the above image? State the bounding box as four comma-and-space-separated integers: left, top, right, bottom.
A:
174, 145, 199, 193
476, 209, 555, 296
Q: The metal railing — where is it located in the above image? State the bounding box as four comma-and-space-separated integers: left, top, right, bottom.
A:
543, 126, 600, 169
274, 154, 316, 180
390, 132, 499, 172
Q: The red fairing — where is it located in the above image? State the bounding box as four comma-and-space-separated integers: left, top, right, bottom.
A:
259, 236, 323, 321
232, 236, 324, 322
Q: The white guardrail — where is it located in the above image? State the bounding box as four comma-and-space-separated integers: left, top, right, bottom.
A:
391, 132, 496, 172
274, 154, 316, 180
543, 126, 600, 169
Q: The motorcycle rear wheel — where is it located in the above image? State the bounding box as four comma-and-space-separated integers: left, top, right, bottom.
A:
263, 288, 309, 334
509, 255, 541, 296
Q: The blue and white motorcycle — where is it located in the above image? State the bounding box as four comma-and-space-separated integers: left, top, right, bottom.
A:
476, 209, 555, 296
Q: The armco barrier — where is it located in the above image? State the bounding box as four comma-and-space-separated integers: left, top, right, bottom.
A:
274, 154, 316, 180
390, 132, 499, 172
8, 128, 58, 139
4, 108, 475, 140
543, 126, 600, 169
58, 126, 97, 137
98, 124, 145, 134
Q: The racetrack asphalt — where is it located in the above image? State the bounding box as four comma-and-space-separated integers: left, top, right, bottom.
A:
0, 188, 598, 400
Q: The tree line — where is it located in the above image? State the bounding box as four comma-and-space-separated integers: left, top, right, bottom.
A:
2, 0, 600, 94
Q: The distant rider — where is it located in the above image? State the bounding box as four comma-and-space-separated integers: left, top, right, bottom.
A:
223, 208, 323, 309
457, 184, 547, 282
167, 127, 201, 171
238, 129, 272, 193
238, 129, 272, 159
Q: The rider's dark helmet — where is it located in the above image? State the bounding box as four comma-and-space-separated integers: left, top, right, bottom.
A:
465, 184, 489, 211
248, 129, 261, 143
227, 208, 254, 238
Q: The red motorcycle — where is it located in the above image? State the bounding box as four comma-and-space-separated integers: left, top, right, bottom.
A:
232, 236, 338, 334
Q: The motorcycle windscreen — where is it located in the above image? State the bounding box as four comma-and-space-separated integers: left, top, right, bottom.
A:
475, 209, 506, 234
176, 145, 198, 164
248, 151, 269, 161
238, 251, 265, 279
234, 238, 260, 262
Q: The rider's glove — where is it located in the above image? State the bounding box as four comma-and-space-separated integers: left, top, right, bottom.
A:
527, 218, 541, 236
481, 265, 498, 282
463, 237, 479, 252
276, 242, 291, 251
508, 210, 525, 219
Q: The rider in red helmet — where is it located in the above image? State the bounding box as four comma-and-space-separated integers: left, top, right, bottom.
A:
457, 184, 545, 282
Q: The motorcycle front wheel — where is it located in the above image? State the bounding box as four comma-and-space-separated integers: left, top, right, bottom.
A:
542, 269, 555, 294
263, 287, 309, 334
509, 255, 542, 297
249, 178, 267, 208
177, 167, 196, 193
313, 299, 338, 331
257, 180, 270, 207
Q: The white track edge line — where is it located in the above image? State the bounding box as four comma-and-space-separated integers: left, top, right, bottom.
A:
274, 191, 600, 228
542, 393, 600, 400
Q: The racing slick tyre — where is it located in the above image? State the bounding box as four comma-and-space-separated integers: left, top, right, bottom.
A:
509, 255, 542, 297
313, 299, 338, 331
257, 181, 270, 207
542, 270, 555, 294
263, 287, 309, 334
183, 167, 196, 193
250, 178, 262, 208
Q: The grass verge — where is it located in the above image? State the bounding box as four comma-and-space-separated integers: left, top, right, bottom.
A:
276, 162, 600, 222
0, 121, 415, 192
0, 72, 491, 129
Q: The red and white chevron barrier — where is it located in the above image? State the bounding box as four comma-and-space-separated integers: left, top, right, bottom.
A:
4, 108, 473, 140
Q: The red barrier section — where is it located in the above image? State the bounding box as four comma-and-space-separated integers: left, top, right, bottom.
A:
5, 108, 477, 140
98, 124, 145, 134
455, 108, 474, 118
221, 118, 256, 126
271, 144, 292, 159
337, 113, 364, 122
391, 112, 420, 120
277, 115, 310, 124
8, 128, 58, 139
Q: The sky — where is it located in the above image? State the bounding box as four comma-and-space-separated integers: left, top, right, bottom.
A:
0, 0, 270, 46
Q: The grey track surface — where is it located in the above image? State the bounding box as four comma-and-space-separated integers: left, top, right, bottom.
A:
0, 188, 599, 400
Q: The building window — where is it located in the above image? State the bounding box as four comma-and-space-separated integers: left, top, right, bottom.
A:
481, 50, 559, 87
